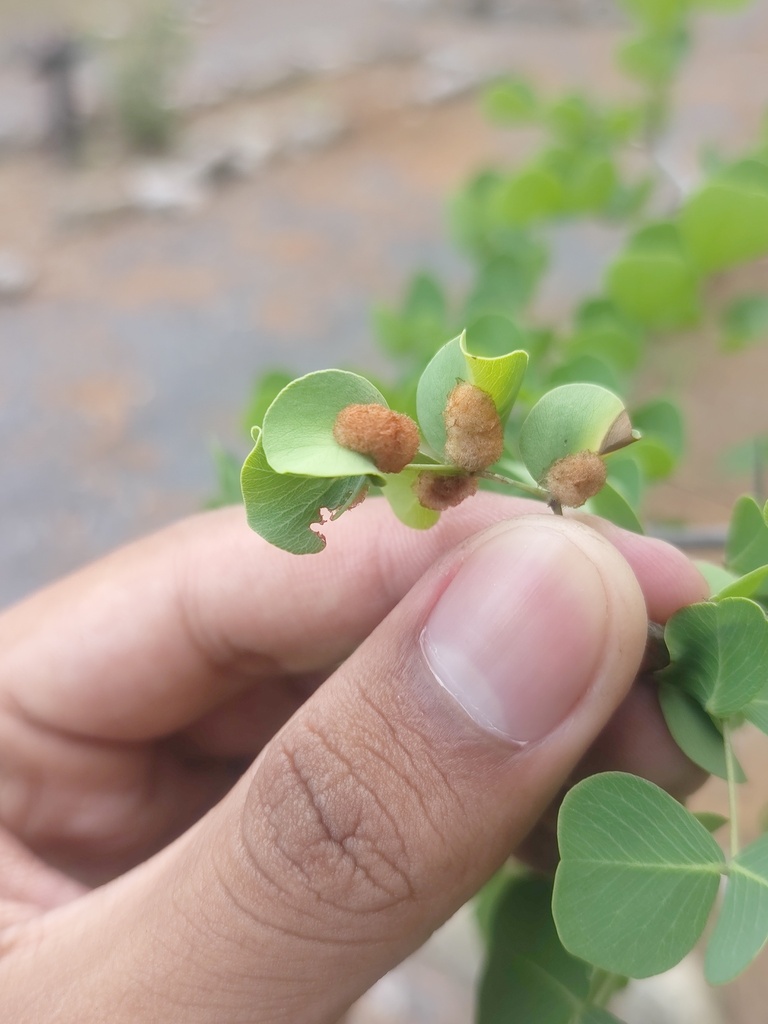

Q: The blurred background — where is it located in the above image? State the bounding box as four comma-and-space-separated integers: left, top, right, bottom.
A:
2, 1, 768, 1021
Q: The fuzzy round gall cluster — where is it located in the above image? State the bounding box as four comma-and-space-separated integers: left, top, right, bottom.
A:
443, 382, 504, 473
545, 451, 607, 508
333, 403, 420, 475
414, 472, 478, 511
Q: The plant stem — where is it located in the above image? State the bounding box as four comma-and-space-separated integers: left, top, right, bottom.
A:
724, 721, 741, 858
478, 472, 548, 501
588, 968, 625, 1010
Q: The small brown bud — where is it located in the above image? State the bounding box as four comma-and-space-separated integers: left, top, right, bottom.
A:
545, 451, 607, 509
414, 472, 478, 511
443, 382, 504, 473
333, 404, 420, 474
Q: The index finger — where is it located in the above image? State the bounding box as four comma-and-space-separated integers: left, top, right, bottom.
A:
0, 497, 707, 741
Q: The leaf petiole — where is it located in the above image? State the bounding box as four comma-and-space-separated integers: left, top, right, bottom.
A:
724, 721, 741, 858
477, 471, 548, 501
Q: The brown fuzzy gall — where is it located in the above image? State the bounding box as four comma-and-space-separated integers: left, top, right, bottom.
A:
545, 451, 607, 509
414, 472, 478, 511
443, 382, 504, 473
333, 403, 420, 474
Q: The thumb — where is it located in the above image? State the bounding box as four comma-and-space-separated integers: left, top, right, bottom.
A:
7, 516, 647, 1023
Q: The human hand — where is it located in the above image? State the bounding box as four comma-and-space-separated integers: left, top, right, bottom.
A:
0, 496, 707, 1022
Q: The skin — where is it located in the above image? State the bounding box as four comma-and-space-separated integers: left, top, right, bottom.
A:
0, 496, 708, 1023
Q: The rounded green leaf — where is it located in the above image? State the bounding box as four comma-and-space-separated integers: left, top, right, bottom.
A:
241, 433, 368, 554
460, 330, 528, 421
631, 399, 684, 462
416, 332, 527, 459
546, 355, 622, 392
519, 383, 634, 484
585, 481, 644, 534
262, 370, 390, 478
493, 165, 565, 225
619, 29, 689, 86
627, 436, 676, 481
479, 875, 595, 1024
695, 560, 738, 598
679, 161, 768, 273
380, 467, 441, 530
617, 0, 687, 31
553, 773, 725, 978
744, 685, 768, 737
415, 335, 469, 458
566, 302, 643, 374
242, 369, 294, 433
658, 683, 745, 781
706, 833, 768, 985
726, 495, 768, 576
714, 564, 768, 602
660, 598, 768, 719
464, 314, 527, 359
693, 812, 729, 834
606, 224, 701, 329
482, 77, 539, 123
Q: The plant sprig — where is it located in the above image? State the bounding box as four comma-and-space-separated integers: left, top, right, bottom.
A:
241, 331, 640, 552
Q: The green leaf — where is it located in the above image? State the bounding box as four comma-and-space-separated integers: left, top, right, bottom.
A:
464, 314, 527, 359
705, 833, 768, 984
714, 564, 768, 602
519, 383, 634, 484
606, 223, 701, 329
693, 812, 729, 834
619, 29, 689, 86
546, 94, 600, 143
416, 336, 468, 458
373, 272, 451, 364
464, 246, 549, 318
494, 164, 565, 225
549, 149, 619, 214
694, 560, 738, 597
725, 495, 768, 575
744, 679, 768, 736
679, 161, 768, 273
462, 333, 528, 420
606, 454, 644, 507
553, 773, 725, 978
206, 444, 245, 508
474, 864, 520, 945
416, 333, 527, 459
546, 355, 622, 393
242, 369, 294, 433
582, 1011, 624, 1024
616, 0, 688, 31
631, 399, 684, 462
585, 481, 644, 534
567, 301, 643, 375
482, 77, 539, 123
625, 436, 676, 481
660, 598, 768, 719
658, 683, 745, 781
721, 295, 768, 351
241, 433, 367, 554
380, 468, 441, 530
404, 271, 447, 321
478, 875, 596, 1024
261, 370, 390, 478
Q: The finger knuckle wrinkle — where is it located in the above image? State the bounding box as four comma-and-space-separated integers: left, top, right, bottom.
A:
245, 726, 415, 916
